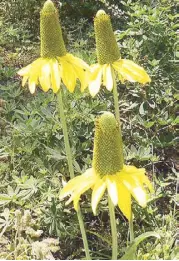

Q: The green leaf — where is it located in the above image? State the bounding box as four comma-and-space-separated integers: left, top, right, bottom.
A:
120, 232, 160, 260
86, 230, 112, 246
46, 147, 66, 161
0, 194, 11, 205
139, 102, 145, 115
143, 121, 155, 128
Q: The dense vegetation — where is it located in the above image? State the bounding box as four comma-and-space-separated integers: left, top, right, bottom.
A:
0, 0, 178, 259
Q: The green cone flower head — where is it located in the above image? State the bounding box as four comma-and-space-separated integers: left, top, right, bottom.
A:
40, 0, 66, 57
94, 10, 120, 65
93, 112, 123, 177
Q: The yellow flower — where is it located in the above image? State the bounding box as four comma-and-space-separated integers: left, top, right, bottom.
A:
89, 10, 151, 97
60, 112, 153, 220
18, 0, 89, 94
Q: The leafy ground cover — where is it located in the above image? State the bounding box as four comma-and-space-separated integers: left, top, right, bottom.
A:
0, 0, 178, 259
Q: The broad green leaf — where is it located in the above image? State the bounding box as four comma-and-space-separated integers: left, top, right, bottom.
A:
120, 232, 160, 260
143, 121, 155, 128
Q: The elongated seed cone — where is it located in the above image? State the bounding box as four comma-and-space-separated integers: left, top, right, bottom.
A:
40, 0, 66, 57
94, 10, 120, 65
93, 112, 124, 177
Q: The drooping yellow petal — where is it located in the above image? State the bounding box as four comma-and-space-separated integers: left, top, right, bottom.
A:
120, 175, 147, 207
66, 53, 89, 70
50, 59, 61, 93
59, 169, 93, 200
117, 182, 131, 220
90, 64, 102, 81
81, 70, 90, 92
22, 76, 29, 87
133, 172, 153, 193
66, 178, 95, 206
132, 187, 147, 207
39, 62, 51, 92
89, 66, 103, 97
122, 165, 153, 193
113, 59, 151, 84
103, 64, 113, 91
59, 53, 90, 92
28, 63, 40, 94
28, 81, 36, 94
91, 178, 106, 215
18, 64, 31, 76
73, 65, 89, 92
60, 59, 76, 92
106, 176, 118, 206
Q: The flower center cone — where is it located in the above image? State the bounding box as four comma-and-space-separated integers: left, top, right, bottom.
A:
93, 112, 124, 177
94, 10, 120, 65
40, 0, 66, 58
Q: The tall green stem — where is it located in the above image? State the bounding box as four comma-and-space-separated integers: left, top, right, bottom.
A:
57, 89, 91, 260
57, 90, 74, 179
108, 196, 118, 260
112, 71, 120, 125
112, 69, 134, 244
129, 212, 134, 243
112, 69, 124, 158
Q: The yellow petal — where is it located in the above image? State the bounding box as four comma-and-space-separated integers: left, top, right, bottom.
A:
91, 178, 106, 215
104, 64, 113, 91
113, 59, 151, 84
133, 187, 147, 207
28, 59, 43, 93
18, 64, 31, 76
22, 76, 29, 87
122, 165, 153, 193
39, 62, 51, 92
117, 182, 131, 220
59, 168, 93, 199
106, 176, 118, 206
89, 67, 103, 97
120, 175, 147, 207
28, 80, 36, 94
133, 173, 153, 193
81, 70, 90, 92
90, 64, 101, 81
50, 60, 61, 93
73, 65, 89, 92
66, 178, 95, 206
65, 53, 90, 70
61, 59, 76, 92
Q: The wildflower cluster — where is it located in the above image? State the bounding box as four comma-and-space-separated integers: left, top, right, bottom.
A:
17, 0, 153, 258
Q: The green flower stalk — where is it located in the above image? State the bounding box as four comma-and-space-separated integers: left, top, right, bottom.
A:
60, 112, 153, 259
18, 1, 91, 259
89, 10, 152, 247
